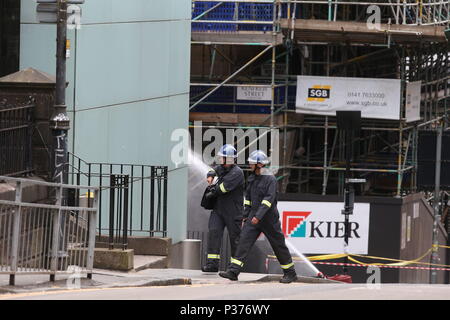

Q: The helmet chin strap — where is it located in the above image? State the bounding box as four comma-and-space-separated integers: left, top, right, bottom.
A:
252, 163, 263, 174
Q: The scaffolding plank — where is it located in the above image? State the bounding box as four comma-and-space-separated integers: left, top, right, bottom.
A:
281, 19, 447, 44
190, 112, 280, 126
192, 31, 284, 46
189, 112, 304, 126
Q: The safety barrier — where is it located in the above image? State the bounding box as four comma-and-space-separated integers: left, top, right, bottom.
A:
0, 176, 99, 285
311, 261, 450, 272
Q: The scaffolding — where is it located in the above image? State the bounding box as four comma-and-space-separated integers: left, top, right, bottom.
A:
285, 0, 449, 26
189, 0, 450, 197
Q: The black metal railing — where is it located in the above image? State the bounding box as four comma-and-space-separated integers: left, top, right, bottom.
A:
67, 153, 168, 250
0, 98, 34, 176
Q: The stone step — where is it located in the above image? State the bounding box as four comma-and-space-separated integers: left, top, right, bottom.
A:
134, 255, 168, 272
89, 249, 169, 272
95, 236, 172, 256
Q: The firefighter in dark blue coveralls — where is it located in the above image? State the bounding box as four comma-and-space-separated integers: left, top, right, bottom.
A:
201, 144, 244, 273
219, 150, 297, 283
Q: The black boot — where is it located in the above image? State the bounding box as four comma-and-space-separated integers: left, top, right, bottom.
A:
201, 264, 219, 273
219, 269, 239, 281
280, 268, 297, 284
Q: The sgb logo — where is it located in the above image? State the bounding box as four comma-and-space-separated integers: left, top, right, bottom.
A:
307, 86, 331, 102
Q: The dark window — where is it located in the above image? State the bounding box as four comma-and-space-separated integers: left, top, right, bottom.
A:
0, 0, 20, 77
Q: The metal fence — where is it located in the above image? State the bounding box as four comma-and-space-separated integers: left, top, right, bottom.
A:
0, 98, 34, 176
68, 153, 168, 250
0, 176, 98, 286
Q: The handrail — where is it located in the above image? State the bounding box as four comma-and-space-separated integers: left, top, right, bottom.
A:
0, 176, 98, 285
0, 175, 98, 191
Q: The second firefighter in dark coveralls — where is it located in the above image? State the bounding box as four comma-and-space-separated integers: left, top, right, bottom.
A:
219, 150, 297, 283
202, 144, 244, 273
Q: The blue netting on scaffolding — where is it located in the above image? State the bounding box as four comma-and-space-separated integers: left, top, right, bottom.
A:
190, 85, 296, 114
192, 1, 284, 33
192, 1, 237, 32
238, 3, 273, 21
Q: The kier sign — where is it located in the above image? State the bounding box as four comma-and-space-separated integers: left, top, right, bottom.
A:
278, 201, 371, 254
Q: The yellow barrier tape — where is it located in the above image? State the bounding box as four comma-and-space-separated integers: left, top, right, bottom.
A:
347, 256, 380, 266
306, 254, 348, 261
267, 245, 450, 268
348, 253, 427, 267
267, 254, 346, 262
351, 249, 434, 267
435, 244, 450, 249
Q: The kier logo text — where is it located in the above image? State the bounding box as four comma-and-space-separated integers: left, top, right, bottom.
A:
282, 211, 361, 239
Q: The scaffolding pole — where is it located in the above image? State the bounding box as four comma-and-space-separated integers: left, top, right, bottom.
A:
190, 0, 449, 197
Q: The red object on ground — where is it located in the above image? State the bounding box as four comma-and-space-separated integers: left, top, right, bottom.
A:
327, 274, 353, 283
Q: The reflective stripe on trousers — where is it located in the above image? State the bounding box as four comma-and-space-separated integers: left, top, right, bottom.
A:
280, 262, 294, 269
230, 257, 244, 267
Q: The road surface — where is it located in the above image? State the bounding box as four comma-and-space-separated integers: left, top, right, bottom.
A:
1, 282, 450, 300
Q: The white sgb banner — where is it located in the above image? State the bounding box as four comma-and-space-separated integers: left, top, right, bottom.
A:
296, 75, 401, 120
278, 201, 371, 254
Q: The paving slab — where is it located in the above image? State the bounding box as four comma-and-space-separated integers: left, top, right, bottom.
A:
134, 255, 168, 271
0, 267, 337, 295
129, 268, 338, 285
0, 270, 190, 295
